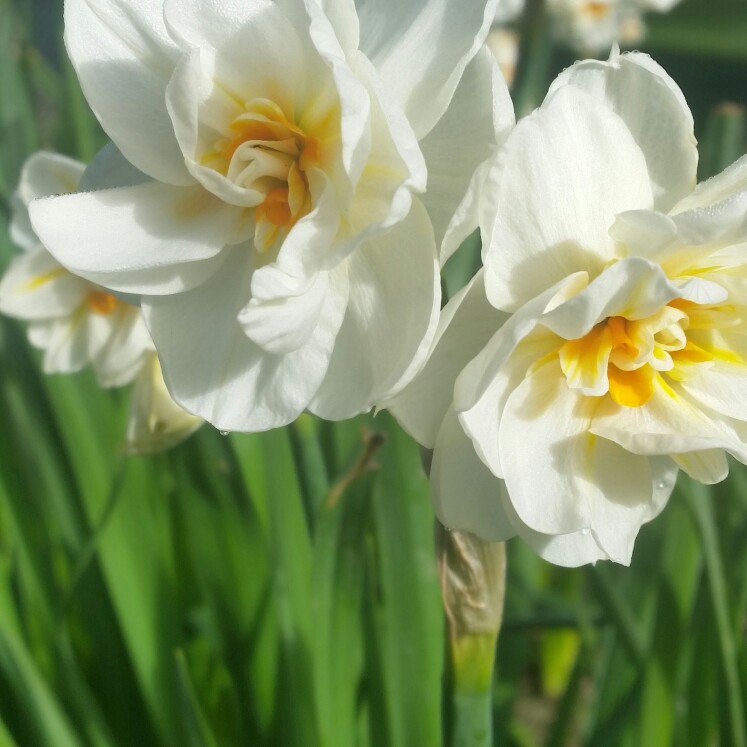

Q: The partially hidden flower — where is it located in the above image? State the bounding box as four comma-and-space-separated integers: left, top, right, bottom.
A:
30, 0, 513, 432
0, 151, 152, 387
0, 149, 202, 454
390, 48, 747, 566
546, 0, 682, 53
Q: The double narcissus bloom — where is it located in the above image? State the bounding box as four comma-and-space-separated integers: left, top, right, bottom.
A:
391, 48, 747, 566
31, 0, 512, 432
0, 151, 152, 387
490, 0, 683, 54
0, 150, 202, 454
546, 0, 683, 53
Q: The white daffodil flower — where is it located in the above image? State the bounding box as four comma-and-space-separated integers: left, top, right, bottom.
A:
124, 353, 203, 454
546, 0, 682, 53
390, 49, 747, 567
0, 152, 152, 387
30, 0, 513, 432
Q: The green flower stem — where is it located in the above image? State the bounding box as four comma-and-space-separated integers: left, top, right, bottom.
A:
436, 526, 506, 747
450, 633, 498, 747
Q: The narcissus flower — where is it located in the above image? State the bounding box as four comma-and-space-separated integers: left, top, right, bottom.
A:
31, 0, 511, 432
390, 49, 747, 566
546, 0, 682, 53
1, 149, 201, 455
0, 152, 152, 387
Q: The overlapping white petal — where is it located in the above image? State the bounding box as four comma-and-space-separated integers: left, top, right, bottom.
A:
144, 246, 348, 431
355, 0, 499, 137
388, 268, 507, 449
65, 0, 190, 185
31, 182, 244, 295
418, 46, 514, 263
547, 48, 697, 212
481, 85, 652, 311
309, 199, 440, 420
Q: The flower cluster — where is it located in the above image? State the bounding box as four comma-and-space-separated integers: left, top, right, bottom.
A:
7, 0, 747, 566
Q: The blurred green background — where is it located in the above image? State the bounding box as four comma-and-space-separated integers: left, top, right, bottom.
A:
0, 0, 746, 745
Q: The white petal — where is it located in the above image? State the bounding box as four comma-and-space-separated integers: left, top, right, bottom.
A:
144, 246, 348, 431
309, 198, 440, 419
498, 496, 611, 566
516, 527, 610, 567
164, 0, 294, 73
454, 271, 588, 413
513, 454, 675, 568
388, 269, 506, 449
9, 193, 37, 252
584, 437, 655, 565
458, 325, 559, 477
431, 409, 515, 541
35, 315, 90, 375
306, 0, 377, 193
335, 54, 426, 256
590, 383, 747, 461
93, 305, 153, 387
355, 0, 498, 138
239, 268, 344, 355
681, 362, 747, 422
310, 0, 360, 57
0, 246, 88, 320
609, 209, 679, 260
30, 182, 248, 294
418, 46, 514, 263
540, 256, 681, 340
10, 152, 85, 250
481, 85, 652, 311
547, 49, 697, 212
64, 0, 191, 185
15, 151, 85, 205
672, 450, 729, 484
670, 190, 747, 248
266, 169, 341, 279
498, 358, 594, 534
672, 154, 747, 214
500, 363, 669, 564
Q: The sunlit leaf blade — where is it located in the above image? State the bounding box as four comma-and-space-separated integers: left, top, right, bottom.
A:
365, 414, 443, 747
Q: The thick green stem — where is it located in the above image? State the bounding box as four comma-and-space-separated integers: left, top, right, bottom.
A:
436, 526, 506, 747
450, 633, 498, 747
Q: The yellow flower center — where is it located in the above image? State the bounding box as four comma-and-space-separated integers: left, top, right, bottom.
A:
202, 98, 321, 252
558, 298, 736, 408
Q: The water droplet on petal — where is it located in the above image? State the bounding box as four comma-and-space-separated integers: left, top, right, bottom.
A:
581, 527, 591, 536
657, 481, 668, 490
219, 430, 230, 437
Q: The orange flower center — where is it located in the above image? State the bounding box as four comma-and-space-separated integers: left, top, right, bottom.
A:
86, 290, 119, 315
558, 299, 732, 408
203, 98, 321, 252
